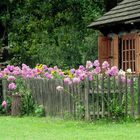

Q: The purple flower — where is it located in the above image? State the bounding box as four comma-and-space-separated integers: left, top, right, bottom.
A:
110, 66, 118, 76
0, 72, 4, 79
127, 79, 132, 85
3, 68, 10, 74
79, 73, 86, 81
70, 69, 75, 74
7, 76, 16, 81
93, 60, 100, 67
54, 66, 58, 70
7, 65, 14, 72
72, 77, 81, 84
93, 67, 101, 74
105, 67, 118, 76
2, 101, 7, 108
75, 69, 82, 76
42, 65, 48, 71
12, 66, 21, 76
48, 68, 54, 73
64, 77, 72, 85
44, 73, 53, 79
121, 76, 126, 83
102, 61, 109, 69
106, 66, 118, 76
8, 82, 16, 90
79, 65, 85, 71
88, 75, 93, 81
58, 71, 64, 76
105, 68, 111, 76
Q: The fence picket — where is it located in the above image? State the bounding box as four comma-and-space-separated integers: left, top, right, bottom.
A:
84, 79, 90, 120
107, 76, 111, 117
3, 74, 140, 120
101, 75, 105, 118
125, 76, 128, 116
130, 77, 135, 117
138, 75, 140, 116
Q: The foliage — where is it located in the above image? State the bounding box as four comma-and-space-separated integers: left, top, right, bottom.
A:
0, 96, 11, 115
0, 0, 104, 68
34, 105, 45, 117
21, 89, 35, 116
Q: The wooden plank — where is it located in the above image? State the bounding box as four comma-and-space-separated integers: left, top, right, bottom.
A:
101, 75, 105, 118
125, 76, 128, 116
92, 79, 95, 119
107, 76, 111, 117
96, 75, 100, 119
84, 79, 90, 120
2, 79, 7, 100
130, 77, 135, 116
111, 34, 119, 67
44, 79, 49, 116
138, 75, 140, 116
98, 35, 111, 65
72, 83, 76, 118
59, 81, 64, 118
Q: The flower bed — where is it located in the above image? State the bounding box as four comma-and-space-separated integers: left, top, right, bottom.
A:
0, 60, 132, 116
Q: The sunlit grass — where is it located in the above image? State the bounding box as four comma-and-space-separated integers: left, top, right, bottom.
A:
0, 116, 140, 140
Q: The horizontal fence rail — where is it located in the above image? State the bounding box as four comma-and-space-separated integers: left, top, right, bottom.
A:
2, 75, 140, 120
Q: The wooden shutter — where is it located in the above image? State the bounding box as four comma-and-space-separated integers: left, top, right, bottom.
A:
135, 34, 140, 73
121, 33, 140, 73
111, 35, 119, 67
98, 35, 111, 65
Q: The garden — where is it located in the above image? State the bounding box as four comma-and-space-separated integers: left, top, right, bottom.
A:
0, 60, 133, 118
0, 60, 140, 140
1, 0, 140, 140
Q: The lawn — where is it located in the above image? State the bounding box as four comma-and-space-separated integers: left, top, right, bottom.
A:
0, 117, 140, 140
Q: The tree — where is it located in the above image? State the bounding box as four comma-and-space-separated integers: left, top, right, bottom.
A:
1, 0, 104, 68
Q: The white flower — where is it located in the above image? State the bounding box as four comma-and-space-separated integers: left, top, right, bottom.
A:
56, 86, 64, 92
86, 61, 93, 69
126, 68, 132, 73
118, 69, 125, 76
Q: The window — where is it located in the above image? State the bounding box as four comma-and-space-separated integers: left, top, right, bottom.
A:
121, 36, 136, 71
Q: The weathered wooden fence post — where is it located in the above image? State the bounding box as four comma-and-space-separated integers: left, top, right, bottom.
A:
107, 76, 111, 117
101, 74, 105, 118
130, 77, 135, 117
138, 75, 140, 116
125, 76, 128, 117
11, 94, 21, 116
2, 79, 7, 100
84, 78, 90, 120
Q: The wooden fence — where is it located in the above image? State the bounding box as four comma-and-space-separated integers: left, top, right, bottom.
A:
2, 75, 140, 120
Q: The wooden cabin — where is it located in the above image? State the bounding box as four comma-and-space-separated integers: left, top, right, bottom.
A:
88, 0, 140, 73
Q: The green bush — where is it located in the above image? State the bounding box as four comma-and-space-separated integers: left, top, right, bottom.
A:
34, 105, 45, 117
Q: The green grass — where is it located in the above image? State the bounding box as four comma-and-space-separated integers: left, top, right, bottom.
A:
0, 117, 140, 140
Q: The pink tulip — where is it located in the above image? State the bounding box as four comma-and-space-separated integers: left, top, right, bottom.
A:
2, 101, 7, 108
102, 61, 109, 69
72, 77, 81, 84
93, 60, 100, 67
8, 83, 16, 90
7, 76, 16, 81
